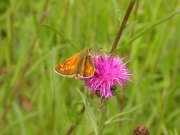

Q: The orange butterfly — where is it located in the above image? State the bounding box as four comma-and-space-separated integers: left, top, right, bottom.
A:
54, 48, 95, 78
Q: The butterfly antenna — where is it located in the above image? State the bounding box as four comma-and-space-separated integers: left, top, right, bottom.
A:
110, 51, 117, 58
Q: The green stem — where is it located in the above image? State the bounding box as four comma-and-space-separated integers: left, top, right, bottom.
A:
98, 99, 108, 135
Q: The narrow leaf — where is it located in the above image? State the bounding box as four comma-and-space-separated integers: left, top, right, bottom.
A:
105, 104, 142, 124
105, 117, 133, 125
76, 89, 98, 135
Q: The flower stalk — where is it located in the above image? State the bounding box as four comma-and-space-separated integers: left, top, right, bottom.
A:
110, 0, 136, 54
98, 99, 108, 135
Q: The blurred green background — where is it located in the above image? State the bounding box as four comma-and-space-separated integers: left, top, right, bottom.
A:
0, 0, 180, 134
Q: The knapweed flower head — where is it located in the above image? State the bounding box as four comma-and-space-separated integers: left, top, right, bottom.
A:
133, 125, 149, 135
82, 55, 130, 98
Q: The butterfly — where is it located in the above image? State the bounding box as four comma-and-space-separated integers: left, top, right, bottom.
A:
54, 48, 95, 78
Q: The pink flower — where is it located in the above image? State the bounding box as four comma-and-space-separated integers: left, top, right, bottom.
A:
82, 55, 130, 98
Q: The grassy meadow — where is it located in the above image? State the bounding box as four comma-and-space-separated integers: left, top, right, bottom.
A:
0, 0, 180, 134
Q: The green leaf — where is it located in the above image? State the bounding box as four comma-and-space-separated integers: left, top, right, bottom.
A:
105, 104, 142, 125
105, 117, 133, 125
76, 89, 98, 135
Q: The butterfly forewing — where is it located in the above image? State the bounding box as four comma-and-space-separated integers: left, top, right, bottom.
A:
54, 53, 79, 77
54, 48, 95, 78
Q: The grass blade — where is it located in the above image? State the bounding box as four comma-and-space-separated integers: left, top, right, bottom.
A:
117, 10, 180, 51
41, 24, 79, 51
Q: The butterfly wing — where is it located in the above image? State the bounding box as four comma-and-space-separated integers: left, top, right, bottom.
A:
54, 53, 79, 77
78, 55, 94, 78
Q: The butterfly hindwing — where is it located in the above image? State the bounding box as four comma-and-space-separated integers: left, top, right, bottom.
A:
83, 55, 94, 77
78, 55, 94, 78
